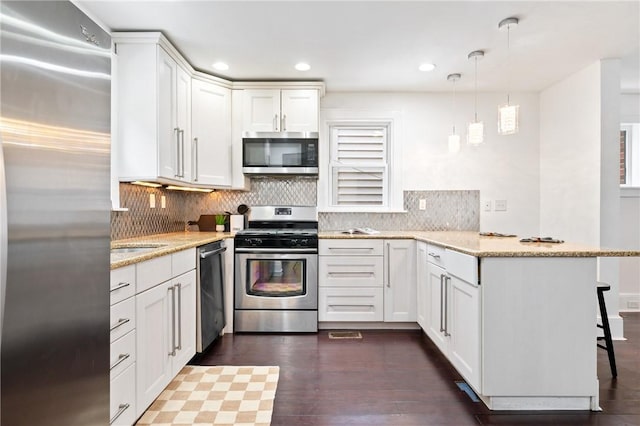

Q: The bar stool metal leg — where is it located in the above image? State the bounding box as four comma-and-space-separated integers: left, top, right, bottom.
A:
597, 283, 617, 378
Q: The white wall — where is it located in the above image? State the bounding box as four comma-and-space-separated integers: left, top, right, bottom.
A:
321, 92, 540, 235
620, 93, 640, 311
540, 59, 623, 336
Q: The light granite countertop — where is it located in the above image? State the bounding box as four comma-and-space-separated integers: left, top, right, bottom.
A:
111, 231, 232, 269
111, 230, 640, 269
319, 230, 640, 258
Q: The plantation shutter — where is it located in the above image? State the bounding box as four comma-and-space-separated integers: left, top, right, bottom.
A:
329, 126, 388, 206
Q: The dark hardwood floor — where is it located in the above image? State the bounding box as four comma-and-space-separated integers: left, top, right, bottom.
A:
194, 312, 640, 425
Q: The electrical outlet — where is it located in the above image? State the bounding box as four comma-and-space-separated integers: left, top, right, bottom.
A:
149, 193, 156, 209
483, 200, 491, 212
495, 200, 507, 211
161, 195, 166, 209
419, 199, 426, 210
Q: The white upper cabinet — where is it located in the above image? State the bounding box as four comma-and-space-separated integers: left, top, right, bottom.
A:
115, 37, 191, 184
243, 89, 318, 132
191, 78, 232, 186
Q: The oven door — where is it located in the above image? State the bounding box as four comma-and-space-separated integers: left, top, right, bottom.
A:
235, 252, 317, 310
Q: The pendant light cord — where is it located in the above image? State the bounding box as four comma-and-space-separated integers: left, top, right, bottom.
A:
474, 57, 478, 123
452, 78, 457, 134
506, 24, 511, 105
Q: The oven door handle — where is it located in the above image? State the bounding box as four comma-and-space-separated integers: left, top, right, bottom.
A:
200, 247, 227, 259
235, 247, 317, 254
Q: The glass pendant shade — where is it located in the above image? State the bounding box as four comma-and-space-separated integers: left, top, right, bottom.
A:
498, 103, 519, 135
448, 134, 461, 153
467, 121, 484, 145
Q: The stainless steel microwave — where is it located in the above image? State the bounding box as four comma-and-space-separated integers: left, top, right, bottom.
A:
242, 131, 319, 175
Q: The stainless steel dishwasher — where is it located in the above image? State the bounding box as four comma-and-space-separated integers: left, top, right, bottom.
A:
196, 240, 227, 352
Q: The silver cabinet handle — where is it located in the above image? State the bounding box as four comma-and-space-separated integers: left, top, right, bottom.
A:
328, 247, 374, 252
444, 276, 451, 337
200, 246, 227, 258
193, 137, 199, 182
386, 242, 391, 288
439, 274, 445, 333
110, 353, 130, 371
168, 285, 176, 356
109, 403, 130, 425
110, 318, 130, 332
428, 252, 441, 259
274, 113, 279, 131
174, 127, 180, 177
176, 283, 182, 351
282, 114, 287, 131
327, 271, 374, 277
179, 129, 185, 177
110, 282, 130, 293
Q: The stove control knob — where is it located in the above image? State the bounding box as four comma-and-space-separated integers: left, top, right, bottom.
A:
300, 239, 309, 246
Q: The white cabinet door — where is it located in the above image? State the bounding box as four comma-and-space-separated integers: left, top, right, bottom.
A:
416, 242, 428, 331
426, 262, 448, 353
192, 79, 232, 186
242, 89, 280, 131
384, 240, 417, 322
157, 47, 178, 180
135, 281, 172, 417
176, 65, 192, 181
171, 270, 197, 376
448, 274, 481, 391
281, 89, 318, 132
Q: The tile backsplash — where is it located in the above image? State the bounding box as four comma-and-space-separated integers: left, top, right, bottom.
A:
111, 179, 479, 240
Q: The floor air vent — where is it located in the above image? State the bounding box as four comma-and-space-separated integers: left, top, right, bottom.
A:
328, 331, 363, 339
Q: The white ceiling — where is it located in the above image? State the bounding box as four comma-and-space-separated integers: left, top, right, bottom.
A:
77, 0, 640, 93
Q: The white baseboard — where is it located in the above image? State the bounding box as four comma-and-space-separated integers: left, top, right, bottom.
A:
619, 292, 640, 312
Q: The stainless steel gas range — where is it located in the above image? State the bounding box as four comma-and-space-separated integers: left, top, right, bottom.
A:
234, 206, 318, 332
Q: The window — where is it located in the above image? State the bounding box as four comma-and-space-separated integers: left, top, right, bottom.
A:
330, 126, 388, 206
621, 123, 640, 187
318, 110, 403, 212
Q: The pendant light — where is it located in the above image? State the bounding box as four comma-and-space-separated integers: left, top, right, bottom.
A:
497, 17, 520, 135
467, 50, 484, 145
447, 73, 461, 154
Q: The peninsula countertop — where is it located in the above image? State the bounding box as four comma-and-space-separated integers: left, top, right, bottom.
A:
111, 230, 640, 269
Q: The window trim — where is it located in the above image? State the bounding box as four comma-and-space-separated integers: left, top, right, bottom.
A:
318, 109, 404, 213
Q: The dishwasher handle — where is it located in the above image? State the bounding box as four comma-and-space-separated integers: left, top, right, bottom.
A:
200, 246, 227, 259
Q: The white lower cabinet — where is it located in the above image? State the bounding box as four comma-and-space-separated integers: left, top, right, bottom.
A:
384, 240, 416, 322
110, 265, 137, 426
136, 267, 196, 417
318, 239, 415, 323
110, 248, 196, 425
423, 245, 481, 391
416, 242, 428, 331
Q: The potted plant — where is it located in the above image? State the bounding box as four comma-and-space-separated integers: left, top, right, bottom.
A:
214, 214, 226, 232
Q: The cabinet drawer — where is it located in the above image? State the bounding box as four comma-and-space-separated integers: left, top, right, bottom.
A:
319, 256, 383, 287
445, 249, 479, 285
110, 297, 135, 343
319, 239, 383, 256
110, 265, 136, 306
110, 330, 136, 381
110, 363, 136, 426
319, 287, 384, 322
137, 254, 172, 293
426, 244, 446, 267
172, 248, 196, 277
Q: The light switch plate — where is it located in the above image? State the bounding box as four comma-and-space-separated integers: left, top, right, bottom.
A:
149, 193, 156, 209
495, 200, 507, 211
483, 200, 491, 212
419, 199, 426, 210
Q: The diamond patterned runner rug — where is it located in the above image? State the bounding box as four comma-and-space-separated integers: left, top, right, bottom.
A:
136, 366, 279, 426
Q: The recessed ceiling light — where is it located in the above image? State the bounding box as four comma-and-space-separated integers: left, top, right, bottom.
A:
212, 62, 229, 71
295, 62, 311, 71
419, 63, 436, 72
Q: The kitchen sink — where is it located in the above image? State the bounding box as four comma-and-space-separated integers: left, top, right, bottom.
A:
110, 244, 166, 254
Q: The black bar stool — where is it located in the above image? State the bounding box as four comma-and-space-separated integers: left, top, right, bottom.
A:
597, 282, 617, 378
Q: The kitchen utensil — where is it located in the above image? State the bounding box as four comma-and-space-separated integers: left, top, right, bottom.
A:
519, 237, 564, 243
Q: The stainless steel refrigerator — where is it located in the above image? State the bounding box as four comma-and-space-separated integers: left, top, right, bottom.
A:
1, 2, 111, 424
